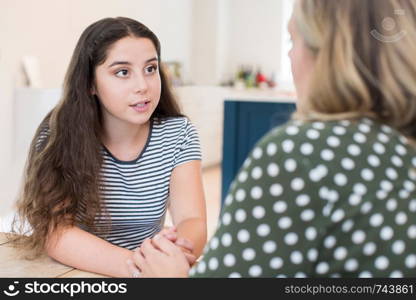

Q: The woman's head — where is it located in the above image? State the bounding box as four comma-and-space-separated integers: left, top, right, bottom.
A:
289, 0, 416, 139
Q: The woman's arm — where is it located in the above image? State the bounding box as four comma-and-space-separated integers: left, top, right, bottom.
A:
45, 226, 133, 278
168, 160, 207, 258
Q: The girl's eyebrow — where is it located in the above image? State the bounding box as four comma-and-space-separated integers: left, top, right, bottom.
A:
108, 57, 158, 68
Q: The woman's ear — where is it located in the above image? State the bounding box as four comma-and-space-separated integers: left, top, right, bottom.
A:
91, 85, 96, 95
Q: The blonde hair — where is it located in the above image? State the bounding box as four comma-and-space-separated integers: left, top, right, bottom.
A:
293, 0, 416, 140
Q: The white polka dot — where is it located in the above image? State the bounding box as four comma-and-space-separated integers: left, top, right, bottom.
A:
306, 129, 320, 140
223, 254, 236, 267
270, 184, 283, 197
359, 123, 371, 133
368, 155, 380, 167
348, 144, 361, 156
305, 227, 317, 240
252, 206, 266, 219
251, 167, 262, 180
237, 229, 250, 243
321, 149, 335, 161
278, 216, 292, 230
361, 202, 373, 214
405, 254, 416, 268
373, 143, 385, 154
189, 267, 196, 276
408, 225, 416, 239
359, 271, 373, 278
375, 256, 389, 270
301, 209, 315, 222
378, 133, 389, 143
334, 247, 348, 260
341, 158, 355, 170
224, 194, 233, 206
316, 262, 329, 274
386, 199, 398, 211
382, 125, 392, 133
353, 183, 367, 195
250, 186, 263, 199
340, 120, 351, 126
395, 212, 407, 225
327, 136, 341, 147
386, 168, 398, 180
248, 265, 262, 277
228, 272, 242, 278
197, 261, 206, 273
267, 163, 279, 177
361, 168, 374, 181
409, 200, 416, 212
390, 271, 403, 278
334, 173, 348, 186
404, 180, 415, 192
333, 126, 347, 135
295, 272, 307, 278
257, 224, 271, 237
300, 143, 314, 155
380, 226, 394, 240
348, 194, 362, 206
352, 230, 366, 244
296, 194, 310, 207
291, 178, 305, 191
208, 257, 219, 270
345, 258, 359, 271
312, 122, 325, 130
221, 233, 232, 247
370, 213, 384, 227
210, 237, 219, 250
324, 236, 337, 248
267, 143, 277, 156
238, 171, 248, 183
380, 180, 393, 192
263, 241, 277, 253
243, 158, 252, 168
399, 189, 410, 199
331, 209, 345, 223
282, 139, 295, 153
286, 126, 299, 135
342, 219, 354, 232
395, 144, 407, 156
307, 248, 318, 262
222, 213, 232, 226
284, 232, 298, 245
391, 155, 403, 167
284, 159, 297, 172
409, 169, 416, 180
235, 189, 246, 202
392, 240, 405, 255
377, 190, 388, 200
270, 257, 283, 269
363, 242, 377, 256
273, 201, 287, 213
242, 248, 256, 261
290, 251, 303, 264
252, 147, 263, 159
235, 209, 247, 223
353, 132, 367, 144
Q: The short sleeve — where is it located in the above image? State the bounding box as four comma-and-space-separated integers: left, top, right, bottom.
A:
173, 118, 202, 167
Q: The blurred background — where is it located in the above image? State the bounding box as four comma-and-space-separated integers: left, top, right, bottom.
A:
0, 0, 295, 238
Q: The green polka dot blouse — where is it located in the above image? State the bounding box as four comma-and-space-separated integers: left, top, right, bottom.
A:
191, 118, 416, 278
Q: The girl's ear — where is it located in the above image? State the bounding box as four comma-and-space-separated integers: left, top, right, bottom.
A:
91, 85, 96, 95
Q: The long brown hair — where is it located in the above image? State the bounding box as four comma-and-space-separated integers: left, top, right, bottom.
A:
11, 17, 183, 257
293, 0, 416, 140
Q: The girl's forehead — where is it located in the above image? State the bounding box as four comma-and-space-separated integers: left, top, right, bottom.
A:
105, 36, 158, 61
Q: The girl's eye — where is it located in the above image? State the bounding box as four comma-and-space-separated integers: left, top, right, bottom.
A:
145, 65, 158, 74
115, 69, 129, 77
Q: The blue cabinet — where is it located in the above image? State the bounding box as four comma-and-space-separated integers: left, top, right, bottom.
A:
221, 100, 296, 204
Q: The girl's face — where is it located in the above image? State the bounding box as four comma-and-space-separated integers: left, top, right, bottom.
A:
94, 36, 161, 128
288, 11, 316, 114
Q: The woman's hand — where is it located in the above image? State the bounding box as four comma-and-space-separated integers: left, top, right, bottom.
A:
128, 234, 190, 278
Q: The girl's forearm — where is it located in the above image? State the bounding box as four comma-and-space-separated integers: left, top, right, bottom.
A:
175, 217, 207, 258
45, 226, 133, 278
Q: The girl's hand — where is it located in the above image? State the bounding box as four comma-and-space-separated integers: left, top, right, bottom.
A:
129, 235, 190, 278
157, 227, 197, 266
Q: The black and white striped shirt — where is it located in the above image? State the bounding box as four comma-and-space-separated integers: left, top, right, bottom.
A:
38, 117, 201, 250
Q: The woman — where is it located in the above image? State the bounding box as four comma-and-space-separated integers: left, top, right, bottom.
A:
129, 0, 416, 277
11, 17, 207, 277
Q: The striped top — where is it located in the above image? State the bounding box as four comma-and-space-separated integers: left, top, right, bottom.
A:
37, 117, 201, 250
